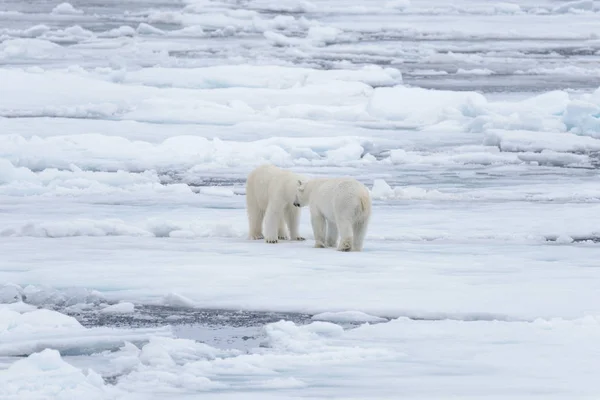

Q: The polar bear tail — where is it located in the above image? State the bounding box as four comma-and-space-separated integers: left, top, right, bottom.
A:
359, 195, 370, 213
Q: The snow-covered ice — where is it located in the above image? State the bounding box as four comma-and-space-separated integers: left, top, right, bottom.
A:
2, 0, 600, 398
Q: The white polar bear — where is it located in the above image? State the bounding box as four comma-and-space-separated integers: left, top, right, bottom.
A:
294, 177, 371, 252
246, 164, 306, 243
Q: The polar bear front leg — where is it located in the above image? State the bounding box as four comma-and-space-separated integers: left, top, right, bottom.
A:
310, 209, 327, 248
325, 220, 338, 247
264, 204, 283, 243
278, 217, 289, 241
285, 205, 305, 241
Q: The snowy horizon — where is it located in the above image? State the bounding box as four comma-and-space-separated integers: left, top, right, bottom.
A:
2, 0, 600, 398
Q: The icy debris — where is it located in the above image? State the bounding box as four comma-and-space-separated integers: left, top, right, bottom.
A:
517, 150, 589, 167
101, 302, 135, 314
456, 68, 494, 75
136, 23, 165, 35
371, 179, 395, 200
0, 307, 173, 357
0, 38, 65, 60
1, 218, 244, 239
306, 26, 342, 46
162, 292, 197, 308
0, 283, 25, 303
385, 0, 411, 10
1, 219, 152, 238
555, 235, 575, 244
563, 100, 600, 136
494, 3, 522, 14
325, 143, 365, 164
0, 349, 110, 399
312, 311, 387, 323
483, 130, 600, 153
23, 24, 51, 37
51, 2, 84, 15
259, 0, 317, 13
370, 179, 455, 201
140, 336, 230, 365
99, 25, 136, 38
367, 86, 487, 124
552, 0, 594, 14
264, 320, 345, 352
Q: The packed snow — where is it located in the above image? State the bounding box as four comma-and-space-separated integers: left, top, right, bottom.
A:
2, 0, 600, 398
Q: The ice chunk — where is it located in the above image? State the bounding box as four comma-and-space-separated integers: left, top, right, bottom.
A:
307, 26, 342, 46
367, 86, 487, 124
494, 3, 522, 14
517, 150, 589, 167
0, 349, 109, 399
99, 25, 136, 38
136, 23, 165, 35
1, 219, 153, 238
51, 2, 83, 15
483, 129, 600, 153
370, 179, 395, 200
456, 68, 494, 75
325, 143, 364, 164
0, 305, 172, 357
0, 39, 65, 60
552, 0, 594, 13
162, 292, 197, 308
0, 283, 25, 303
563, 100, 600, 136
312, 311, 387, 323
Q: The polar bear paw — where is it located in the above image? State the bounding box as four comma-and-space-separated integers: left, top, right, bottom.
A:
278, 234, 289, 241
250, 233, 264, 240
293, 236, 306, 241
337, 238, 352, 252
314, 241, 326, 248
265, 238, 279, 244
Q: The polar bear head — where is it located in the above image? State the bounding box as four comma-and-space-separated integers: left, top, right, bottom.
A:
293, 179, 308, 207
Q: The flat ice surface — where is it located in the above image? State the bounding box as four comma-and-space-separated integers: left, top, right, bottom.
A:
2, 0, 600, 398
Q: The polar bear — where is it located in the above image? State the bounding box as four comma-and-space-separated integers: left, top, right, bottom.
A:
293, 177, 371, 252
246, 164, 306, 243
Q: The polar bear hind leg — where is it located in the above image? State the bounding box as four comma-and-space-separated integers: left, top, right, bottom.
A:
325, 220, 338, 247
336, 218, 353, 252
311, 210, 327, 248
264, 203, 284, 243
351, 191, 371, 251
246, 187, 265, 240
352, 218, 368, 251
285, 205, 305, 241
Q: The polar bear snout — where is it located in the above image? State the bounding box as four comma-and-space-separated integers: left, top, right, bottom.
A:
293, 201, 301, 207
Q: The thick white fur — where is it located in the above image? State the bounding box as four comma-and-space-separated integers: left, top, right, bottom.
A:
246, 164, 306, 243
295, 177, 371, 252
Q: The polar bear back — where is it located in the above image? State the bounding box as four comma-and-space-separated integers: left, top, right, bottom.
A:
246, 164, 302, 209
308, 178, 371, 222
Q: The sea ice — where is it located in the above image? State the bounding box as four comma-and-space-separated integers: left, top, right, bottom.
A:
2, 0, 600, 397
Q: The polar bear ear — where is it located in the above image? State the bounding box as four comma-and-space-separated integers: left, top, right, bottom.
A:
297, 179, 303, 186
